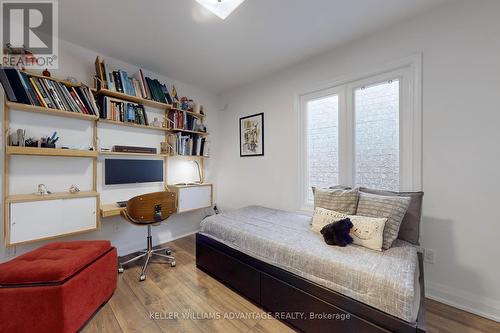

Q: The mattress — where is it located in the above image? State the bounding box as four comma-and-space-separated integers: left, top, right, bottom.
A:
200, 205, 420, 322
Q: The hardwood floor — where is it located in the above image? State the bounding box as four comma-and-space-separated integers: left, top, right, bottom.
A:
82, 235, 499, 333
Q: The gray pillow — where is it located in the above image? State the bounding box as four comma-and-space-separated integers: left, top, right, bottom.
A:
356, 192, 411, 249
313, 187, 359, 214
359, 187, 423, 245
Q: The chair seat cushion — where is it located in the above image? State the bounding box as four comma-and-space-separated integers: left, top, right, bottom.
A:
0, 240, 112, 285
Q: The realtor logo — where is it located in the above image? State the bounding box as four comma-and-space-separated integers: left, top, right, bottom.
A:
1, 0, 58, 68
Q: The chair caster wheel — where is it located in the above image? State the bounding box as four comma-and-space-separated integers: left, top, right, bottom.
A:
166, 249, 172, 255
170, 261, 176, 267
118, 267, 124, 273
139, 274, 146, 281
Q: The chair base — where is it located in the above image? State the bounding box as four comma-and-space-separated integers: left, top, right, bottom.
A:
118, 225, 175, 281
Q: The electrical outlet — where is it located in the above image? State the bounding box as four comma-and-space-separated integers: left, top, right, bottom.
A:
424, 248, 436, 264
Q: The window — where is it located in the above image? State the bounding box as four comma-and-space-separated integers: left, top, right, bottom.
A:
354, 80, 400, 190
306, 94, 339, 202
299, 58, 421, 208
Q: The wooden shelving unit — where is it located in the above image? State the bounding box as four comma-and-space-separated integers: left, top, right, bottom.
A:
6, 146, 98, 158
3, 72, 100, 246
167, 128, 209, 136
169, 155, 207, 159
3, 63, 212, 240
95, 88, 206, 119
99, 151, 169, 157
95, 88, 170, 109
6, 102, 99, 121
98, 119, 168, 132
6, 191, 99, 203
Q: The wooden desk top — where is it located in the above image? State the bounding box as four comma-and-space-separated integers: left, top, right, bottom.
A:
100, 203, 125, 218
100, 183, 213, 218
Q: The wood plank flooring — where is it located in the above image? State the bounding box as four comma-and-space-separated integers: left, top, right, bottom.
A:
82, 235, 500, 333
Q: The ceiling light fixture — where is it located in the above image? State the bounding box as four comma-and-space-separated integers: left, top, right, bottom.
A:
195, 0, 246, 20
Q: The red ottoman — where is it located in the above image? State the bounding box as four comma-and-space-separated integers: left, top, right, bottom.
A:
0, 240, 117, 333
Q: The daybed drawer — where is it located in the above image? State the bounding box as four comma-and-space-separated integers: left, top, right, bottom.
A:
261, 273, 389, 333
196, 240, 260, 303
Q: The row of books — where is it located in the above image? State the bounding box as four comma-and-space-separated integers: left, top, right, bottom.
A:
95, 57, 176, 105
0, 67, 99, 116
168, 133, 208, 156
167, 110, 201, 131
100, 96, 148, 125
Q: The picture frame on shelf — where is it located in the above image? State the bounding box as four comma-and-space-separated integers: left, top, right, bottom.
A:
239, 112, 264, 157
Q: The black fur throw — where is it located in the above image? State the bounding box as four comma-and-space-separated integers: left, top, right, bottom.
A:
320, 218, 354, 247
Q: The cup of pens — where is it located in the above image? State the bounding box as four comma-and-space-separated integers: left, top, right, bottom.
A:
41, 131, 59, 148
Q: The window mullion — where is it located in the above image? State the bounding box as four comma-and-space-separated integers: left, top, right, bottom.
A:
339, 85, 354, 187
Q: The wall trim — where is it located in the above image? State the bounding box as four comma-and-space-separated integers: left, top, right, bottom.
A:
426, 281, 500, 323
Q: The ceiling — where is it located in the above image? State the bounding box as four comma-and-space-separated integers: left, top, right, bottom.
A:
60, 0, 448, 94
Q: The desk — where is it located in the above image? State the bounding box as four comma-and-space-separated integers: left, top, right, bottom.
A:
100, 203, 125, 218
100, 183, 213, 218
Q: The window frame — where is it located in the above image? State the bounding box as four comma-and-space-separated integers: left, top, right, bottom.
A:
297, 55, 422, 210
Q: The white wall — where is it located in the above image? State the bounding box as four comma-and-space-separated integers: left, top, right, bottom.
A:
216, 0, 500, 322
0, 38, 221, 260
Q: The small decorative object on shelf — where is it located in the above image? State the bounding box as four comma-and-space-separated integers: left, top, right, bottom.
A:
16, 129, 26, 147
42, 68, 51, 77
69, 184, 80, 194
36, 184, 51, 196
66, 76, 79, 84
152, 117, 161, 127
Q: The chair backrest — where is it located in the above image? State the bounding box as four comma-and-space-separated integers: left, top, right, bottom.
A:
121, 191, 177, 225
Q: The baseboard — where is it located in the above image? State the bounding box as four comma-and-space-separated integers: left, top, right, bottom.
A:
118, 228, 200, 256
426, 281, 500, 323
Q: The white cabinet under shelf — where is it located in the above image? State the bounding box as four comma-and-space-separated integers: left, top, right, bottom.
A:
171, 184, 213, 213
8, 196, 98, 245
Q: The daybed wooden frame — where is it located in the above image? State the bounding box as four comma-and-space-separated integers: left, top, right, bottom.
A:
196, 233, 426, 333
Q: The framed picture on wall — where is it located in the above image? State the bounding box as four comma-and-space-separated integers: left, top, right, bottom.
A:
240, 113, 264, 157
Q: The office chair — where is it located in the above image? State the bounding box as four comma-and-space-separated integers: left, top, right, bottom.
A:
118, 191, 177, 281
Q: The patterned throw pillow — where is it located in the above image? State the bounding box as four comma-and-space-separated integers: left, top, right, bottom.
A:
311, 208, 387, 251
313, 187, 359, 214
356, 192, 411, 249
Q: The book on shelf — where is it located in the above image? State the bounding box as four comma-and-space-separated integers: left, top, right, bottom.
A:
94, 57, 176, 105
167, 133, 207, 156
166, 109, 201, 131
0, 66, 99, 116
99, 96, 149, 126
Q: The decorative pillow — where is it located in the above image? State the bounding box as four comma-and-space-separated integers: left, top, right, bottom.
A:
312, 187, 359, 214
311, 208, 386, 251
356, 192, 411, 249
311, 207, 345, 233
359, 187, 424, 245
349, 215, 386, 251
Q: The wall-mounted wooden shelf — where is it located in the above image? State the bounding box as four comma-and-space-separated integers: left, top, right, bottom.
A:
6, 102, 99, 121
98, 119, 167, 132
22, 70, 82, 87
170, 107, 205, 119
3, 71, 100, 247
99, 151, 169, 157
6, 191, 99, 203
95, 88, 170, 109
169, 155, 207, 159
167, 128, 209, 136
6, 146, 98, 158
95, 89, 206, 119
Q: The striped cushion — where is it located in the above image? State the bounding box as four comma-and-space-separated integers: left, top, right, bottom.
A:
313, 187, 359, 214
356, 192, 411, 249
